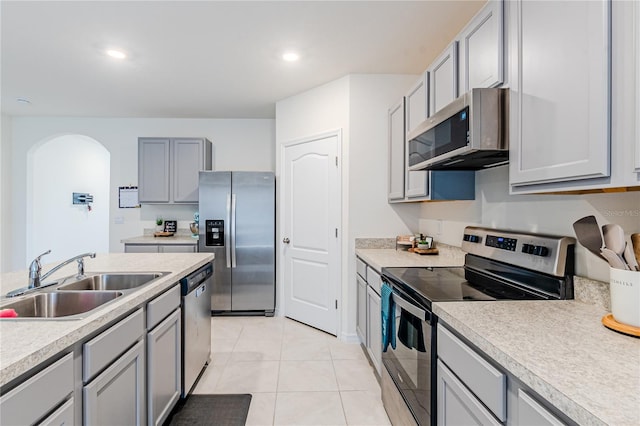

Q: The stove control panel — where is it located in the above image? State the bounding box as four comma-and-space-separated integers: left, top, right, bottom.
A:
485, 235, 517, 251
461, 226, 575, 277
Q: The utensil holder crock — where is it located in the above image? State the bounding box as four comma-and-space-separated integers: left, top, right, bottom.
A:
609, 268, 640, 327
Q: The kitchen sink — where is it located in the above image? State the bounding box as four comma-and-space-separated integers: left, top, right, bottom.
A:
0, 291, 123, 318
57, 273, 165, 291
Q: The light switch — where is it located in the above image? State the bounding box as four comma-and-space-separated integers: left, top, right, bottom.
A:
114, 216, 125, 224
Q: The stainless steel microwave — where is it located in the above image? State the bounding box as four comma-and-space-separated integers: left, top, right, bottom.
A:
407, 88, 509, 171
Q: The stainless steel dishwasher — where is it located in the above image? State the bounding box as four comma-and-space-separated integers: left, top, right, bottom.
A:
180, 262, 213, 397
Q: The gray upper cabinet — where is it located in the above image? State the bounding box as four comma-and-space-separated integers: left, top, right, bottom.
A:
139, 137, 212, 204
139, 138, 171, 203
427, 41, 458, 116
508, 0, 611, 192
405, 77, 430, 199
387, 99, 405, 201
458, 0, 504, 92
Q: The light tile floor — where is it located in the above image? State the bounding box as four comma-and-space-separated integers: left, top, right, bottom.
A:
192, 316, 391, 426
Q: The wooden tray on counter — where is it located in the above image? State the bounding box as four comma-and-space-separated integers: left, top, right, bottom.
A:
602, 314, 640, 338
408, 247, 439, 255
153, 231, 175, 237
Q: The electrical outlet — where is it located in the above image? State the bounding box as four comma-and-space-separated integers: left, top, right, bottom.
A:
436, 219, 443, 235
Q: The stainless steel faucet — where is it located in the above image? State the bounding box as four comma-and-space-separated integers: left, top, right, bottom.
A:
28, 250, 96, 289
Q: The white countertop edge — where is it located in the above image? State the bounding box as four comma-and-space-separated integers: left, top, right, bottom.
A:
0, 253, 213, 387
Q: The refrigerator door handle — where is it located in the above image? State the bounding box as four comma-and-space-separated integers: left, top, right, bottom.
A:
231, 193, 237, 268
225, 193, 231, 268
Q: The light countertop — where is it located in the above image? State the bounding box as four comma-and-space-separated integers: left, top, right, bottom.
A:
356, 245, 466, 272
0, 253, 213, 387
121, 234, 198, 245
434, 300, 640, 426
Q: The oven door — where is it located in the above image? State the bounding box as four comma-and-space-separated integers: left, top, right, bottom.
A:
382, 287, 435, 426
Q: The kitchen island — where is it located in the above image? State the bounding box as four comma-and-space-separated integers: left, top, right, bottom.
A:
0, 252, 213, 388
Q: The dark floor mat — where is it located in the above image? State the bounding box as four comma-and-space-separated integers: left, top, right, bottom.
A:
167, 394, 252, 426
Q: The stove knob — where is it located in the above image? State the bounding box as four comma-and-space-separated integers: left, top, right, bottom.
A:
533, 245, 549, 257
522, 244, 534, 254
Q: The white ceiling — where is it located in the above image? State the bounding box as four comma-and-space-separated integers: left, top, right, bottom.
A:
1, 1, 485, 119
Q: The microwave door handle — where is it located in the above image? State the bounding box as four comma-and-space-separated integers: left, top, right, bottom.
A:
392, 292, 429, 322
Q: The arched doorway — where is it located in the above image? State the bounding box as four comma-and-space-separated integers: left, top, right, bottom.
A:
27, 135, 110, 265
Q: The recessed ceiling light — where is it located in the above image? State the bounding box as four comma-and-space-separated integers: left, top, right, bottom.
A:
282, 51, 300, 62
106, 49, 127, 60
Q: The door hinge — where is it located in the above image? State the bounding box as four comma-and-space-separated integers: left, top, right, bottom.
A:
335, 228, 338, 238
335, 300, 338, 309
335, 156, 338, 167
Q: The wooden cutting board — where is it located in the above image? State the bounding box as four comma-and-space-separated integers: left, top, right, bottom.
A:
409, 247, 439, 255
153, 231, 175, 237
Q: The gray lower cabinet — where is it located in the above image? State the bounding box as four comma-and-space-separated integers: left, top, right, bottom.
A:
438, 322, 573, 426
124, 243, 197, 253
83, 308, 146, 425
356, 273, 367, 344
147, 285, 182, 426
0, 352, 75, 425
437, 360, 500, 426
366, 285, 381, 375
516, 389, 565, 426
84, 340, 146, 426
355, 257, 382, 376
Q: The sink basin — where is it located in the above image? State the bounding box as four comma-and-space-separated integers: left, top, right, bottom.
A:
57, 273, 164, 291
0, 291, 123, 318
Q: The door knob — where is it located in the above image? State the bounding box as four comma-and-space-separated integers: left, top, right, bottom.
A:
283, 238, 290, 244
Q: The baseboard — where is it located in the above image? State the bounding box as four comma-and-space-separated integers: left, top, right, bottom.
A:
340, 331, 360, 343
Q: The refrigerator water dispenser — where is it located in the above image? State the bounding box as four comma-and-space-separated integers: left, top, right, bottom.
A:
205, 220, 224, 246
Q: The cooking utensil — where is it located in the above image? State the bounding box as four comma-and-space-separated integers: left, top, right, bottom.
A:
600, 247, 630, 270
602, 224, 629, 268
631, 233, 640, 266
623, 242, 640, 271
572, 216, 605, 258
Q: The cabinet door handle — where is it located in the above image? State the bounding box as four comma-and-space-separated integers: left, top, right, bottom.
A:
283, 238, 290, 244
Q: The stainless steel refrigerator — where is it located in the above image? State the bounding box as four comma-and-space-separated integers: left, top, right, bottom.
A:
198, 171, 275, 315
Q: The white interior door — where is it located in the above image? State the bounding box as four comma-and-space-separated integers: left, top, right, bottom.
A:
281, 131, 341, 335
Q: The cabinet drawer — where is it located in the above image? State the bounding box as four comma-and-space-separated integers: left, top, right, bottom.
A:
517, 389, 566, 426
0, 352, 74, 425
366, 266, 381, 294
437, 324, 506, 421
437, 360, 500, 426
147, 284, 181, 330
40, 397, 75, 426
124, 244, 159, 253
356, 257, 367, 279
83, 308, 144, 383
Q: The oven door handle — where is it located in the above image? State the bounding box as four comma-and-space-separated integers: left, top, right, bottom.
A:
392, 292, 430, 322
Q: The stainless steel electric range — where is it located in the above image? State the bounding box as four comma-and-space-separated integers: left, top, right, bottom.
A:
380, 226, 576, 426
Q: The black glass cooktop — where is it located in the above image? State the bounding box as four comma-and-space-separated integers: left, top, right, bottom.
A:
381, 265, 546, 310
